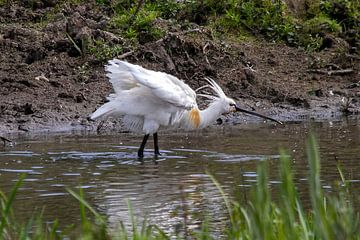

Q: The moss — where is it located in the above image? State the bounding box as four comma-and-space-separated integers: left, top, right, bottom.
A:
88, 40, 123, 62
6, 0, 358, 53
109, 2, 164, 43
303, 14, 342, 35
207, 0, 297, 45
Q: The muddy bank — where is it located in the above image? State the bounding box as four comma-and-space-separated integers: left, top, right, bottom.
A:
0, 2, 359, 134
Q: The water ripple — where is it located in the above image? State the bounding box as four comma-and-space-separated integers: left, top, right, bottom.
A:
0, 151, 40, 157
0, 119, 358, 235
0, 169, 41, 174
206, 153, 280, 163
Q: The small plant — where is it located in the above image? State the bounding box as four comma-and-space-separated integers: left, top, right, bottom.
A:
301, 0, 359, 52
175, 0, 231, 25
300, 33, 324, 52
109, 1, 164, 42
208, 0, 298, 45
88, 40, 123, 62
95, 0, 109, 5
320, 0, 360, 29
209, 135, 360, 239
0, 174, 25, 238
298, 14, 342, 51
0, 0, 6, 7
147, 0, 181, 19
303, 14, 342, 35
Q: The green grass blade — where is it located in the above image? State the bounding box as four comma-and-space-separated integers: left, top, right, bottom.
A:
296, 200, 310, 240
279, 149, 297, 238
252, 161, 272, 240
153, 225, 170, 239
0, 173, 26, 234
240, 207, 251, 232
207, 172, 234, 226
18, 214, 35, 240
306, 134, 331, 240
67, 188, 106, 225
65, 32, 82, 56
48, 219, 59, 240
127, 199, 139, 238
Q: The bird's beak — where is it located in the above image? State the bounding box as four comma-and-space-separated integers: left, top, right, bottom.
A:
235, 105, 283, 125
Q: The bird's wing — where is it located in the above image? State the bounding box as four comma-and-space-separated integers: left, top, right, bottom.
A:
105, 60, 139, 93
107, 60, 197, 110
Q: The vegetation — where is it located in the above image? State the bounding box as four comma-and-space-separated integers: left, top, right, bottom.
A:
88, 40, 123, 62
109, 2, 164, 42
97, 0, 359, 52
105, 0, 359, 53
0, 135, 359, 239
4, 0, 357, 60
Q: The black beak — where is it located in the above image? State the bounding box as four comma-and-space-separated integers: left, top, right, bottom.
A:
235, 105, 283, 125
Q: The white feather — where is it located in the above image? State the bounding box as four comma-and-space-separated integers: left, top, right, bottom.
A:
90, 101, 120, 120
204, 77, 227, 99
90, 60, 199, 134
108, 60, 196, 109
122, 115, 144, 133
90, 59, 280, 157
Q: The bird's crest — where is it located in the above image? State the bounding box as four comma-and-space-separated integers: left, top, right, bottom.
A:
196, 77, 227, 101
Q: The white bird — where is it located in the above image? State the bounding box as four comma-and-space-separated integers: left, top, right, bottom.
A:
89, 59, 282, 158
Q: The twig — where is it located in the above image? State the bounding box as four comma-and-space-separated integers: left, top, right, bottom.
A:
184, 50, 196, 66
66, 32, 82, 56
117, 51, 134, 59
182, 28, 213, 39
307, 68, 354, 75
345, 54, 360, 60
325, 63, 341, 70
202, 42, 210, 53
0, 136, 12, 147
35, 73, 50, 82
203, 42, 211, 66
183, 28, 202, 34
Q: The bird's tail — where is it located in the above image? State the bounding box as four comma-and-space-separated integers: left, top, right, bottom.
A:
89, 100, 120, 120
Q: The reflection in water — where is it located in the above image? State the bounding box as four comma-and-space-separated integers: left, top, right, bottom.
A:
0, 119, 359, 235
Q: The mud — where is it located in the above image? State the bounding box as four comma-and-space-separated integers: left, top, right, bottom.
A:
0, 2, 359, 134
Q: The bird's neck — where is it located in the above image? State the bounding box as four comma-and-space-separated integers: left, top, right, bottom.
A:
185, 101, 224, 129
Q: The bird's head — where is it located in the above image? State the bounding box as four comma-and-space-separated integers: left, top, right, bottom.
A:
197, 78, 282, 124
219, 96, 238, 114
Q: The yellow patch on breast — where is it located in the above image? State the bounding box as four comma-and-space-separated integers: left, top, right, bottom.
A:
189, 108, 201, 128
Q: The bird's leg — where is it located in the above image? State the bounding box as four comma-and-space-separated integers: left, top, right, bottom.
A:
138, 134, 149, 158
153, 132, 161, 156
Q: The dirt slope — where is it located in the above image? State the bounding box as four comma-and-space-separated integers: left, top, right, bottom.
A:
0, 2, 359, 133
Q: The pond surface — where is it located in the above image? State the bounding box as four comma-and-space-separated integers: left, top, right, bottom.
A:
0, 119, 359, 235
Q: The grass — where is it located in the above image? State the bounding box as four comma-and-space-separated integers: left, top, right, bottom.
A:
104, 0, 358, 51
88, 40, 123, 62
108, 1, 165, 43
3, 0, 359, 53
0, 135, 359, 239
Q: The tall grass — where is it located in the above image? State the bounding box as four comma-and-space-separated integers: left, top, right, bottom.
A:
0, 135, 359, 239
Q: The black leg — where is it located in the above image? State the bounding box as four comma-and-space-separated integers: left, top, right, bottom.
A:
153, 132, 161, 156
138, 134, 149, 158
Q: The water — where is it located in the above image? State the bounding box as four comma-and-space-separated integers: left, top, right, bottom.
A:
0, 119, 359, 235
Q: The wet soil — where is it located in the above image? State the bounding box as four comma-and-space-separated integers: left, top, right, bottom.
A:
0, 2, 359, 134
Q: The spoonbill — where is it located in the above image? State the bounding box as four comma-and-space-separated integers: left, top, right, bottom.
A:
89, 60, 282, 158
